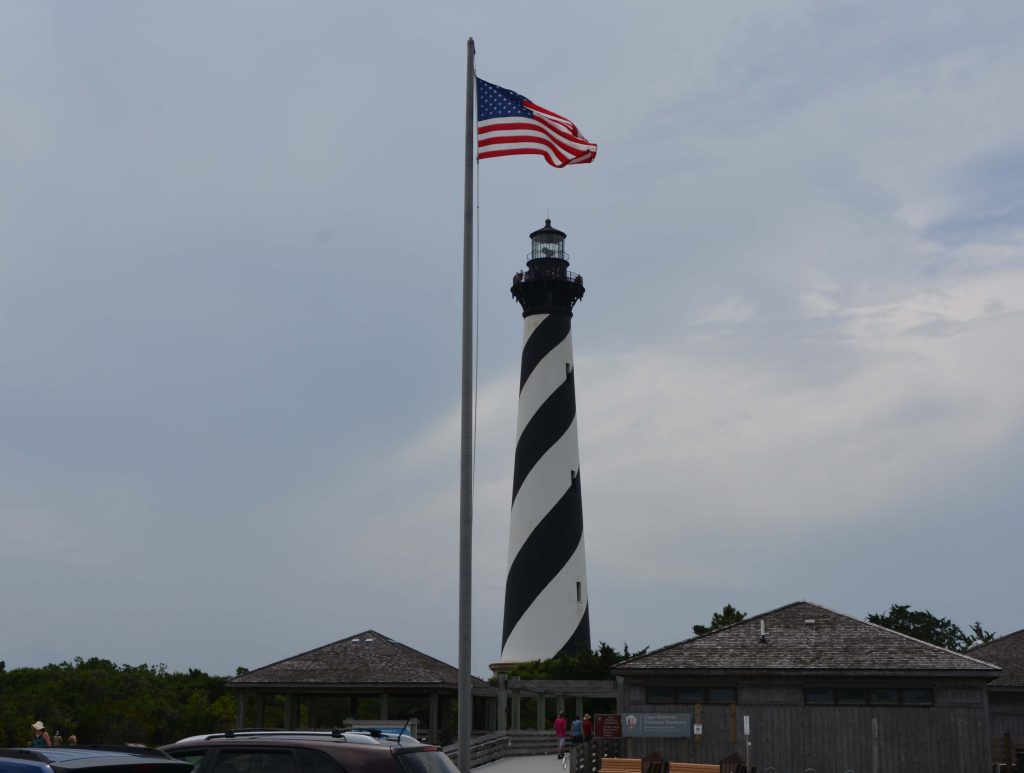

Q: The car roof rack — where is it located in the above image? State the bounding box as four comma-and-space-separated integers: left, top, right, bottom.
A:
212, 730, 349, 741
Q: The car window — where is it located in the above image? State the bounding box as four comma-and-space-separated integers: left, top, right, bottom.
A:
166, 751, 208, 773
394, 750, 458, 773
294, 750, 342, 773
69, 768, 183, 773
210, 751, 298, 773
0, 763, 43, 773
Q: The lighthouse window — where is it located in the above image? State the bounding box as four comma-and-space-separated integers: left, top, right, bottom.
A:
576, 581, 582, 603
533, 241, 561, 259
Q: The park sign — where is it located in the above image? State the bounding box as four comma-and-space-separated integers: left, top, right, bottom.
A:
594, 714, 622, 738
595, 713, 692, 739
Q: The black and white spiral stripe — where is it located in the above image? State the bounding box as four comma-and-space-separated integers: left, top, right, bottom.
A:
500, 312, 590, 663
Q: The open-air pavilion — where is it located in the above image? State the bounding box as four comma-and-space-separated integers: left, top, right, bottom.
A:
226, 629, 489, 745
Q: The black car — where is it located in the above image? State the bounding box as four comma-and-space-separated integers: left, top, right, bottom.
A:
0, 746, 194, 773
159, 730, 459, 773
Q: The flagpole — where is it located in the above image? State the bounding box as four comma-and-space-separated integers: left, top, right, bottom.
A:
457, 35, 475, 773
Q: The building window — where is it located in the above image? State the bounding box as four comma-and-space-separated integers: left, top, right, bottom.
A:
645, 686, 737, 705
804, 687, 934, 707
645, 686, 675, 704
706, 687, 737, 704
869, 688, 900, 706
804, 688, 835, 705
901, 688, 933, 706
676, 687, 704, 704
836, 688, 867, 705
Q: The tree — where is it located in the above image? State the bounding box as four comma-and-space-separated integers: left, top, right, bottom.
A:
0, 659, 233, 745
866, 604, 995, 652
503, 642, 648, 681
967, 621, 996, 647
693, 604, 746, 636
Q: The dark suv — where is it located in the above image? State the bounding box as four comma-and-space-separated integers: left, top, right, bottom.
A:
159, 731, 459, 773
0, 746, 194, 773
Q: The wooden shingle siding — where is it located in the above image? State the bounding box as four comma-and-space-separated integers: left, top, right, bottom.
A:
614, 602, 1000, 773
625, 703, 991, 772
990, 694, 1024, 735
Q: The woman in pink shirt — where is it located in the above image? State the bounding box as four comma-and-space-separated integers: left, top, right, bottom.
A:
554, 711, 567, 758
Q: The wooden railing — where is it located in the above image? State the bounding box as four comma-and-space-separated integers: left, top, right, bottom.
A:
443, 734, 720, 772
443, 731, 509, 768
443, 730, 563, 768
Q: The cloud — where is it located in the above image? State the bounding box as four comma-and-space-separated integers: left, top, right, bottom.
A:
2, 0, 1023, 678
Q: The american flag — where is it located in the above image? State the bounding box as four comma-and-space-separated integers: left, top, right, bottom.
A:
476, 77, 597, 168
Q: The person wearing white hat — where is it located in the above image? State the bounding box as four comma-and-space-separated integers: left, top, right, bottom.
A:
31, 721, 51, 747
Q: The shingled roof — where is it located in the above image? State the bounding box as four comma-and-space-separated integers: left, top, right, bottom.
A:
229, 630, 487, 688
966, 627, 1024, 689
614, 601, 1001, 676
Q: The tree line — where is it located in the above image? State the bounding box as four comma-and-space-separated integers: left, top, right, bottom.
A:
0, 657, 235, 747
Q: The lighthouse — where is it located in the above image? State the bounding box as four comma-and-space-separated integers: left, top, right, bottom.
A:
498, 219, 590, 666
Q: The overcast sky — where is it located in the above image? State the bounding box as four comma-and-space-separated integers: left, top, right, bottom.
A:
2, 1, 1023, 679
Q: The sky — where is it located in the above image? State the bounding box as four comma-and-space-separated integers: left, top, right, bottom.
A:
2, 1, 1023, 679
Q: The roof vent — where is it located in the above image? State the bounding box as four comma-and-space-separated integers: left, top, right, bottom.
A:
804, 619, 816, 624
759, 620, 767, 644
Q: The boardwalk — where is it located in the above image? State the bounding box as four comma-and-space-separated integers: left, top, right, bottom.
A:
474, 756, 560, 773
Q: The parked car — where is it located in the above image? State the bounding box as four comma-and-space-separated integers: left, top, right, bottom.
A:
0, 746, 194, 773
159, 730, 459, 773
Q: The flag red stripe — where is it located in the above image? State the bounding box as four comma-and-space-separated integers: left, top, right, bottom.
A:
481, 116, 591, 148
479, 122, 595, 161
479, 145, 573, 168
523, 100, 578, 133
479, 125, 596, 156
479, 136, 578, 166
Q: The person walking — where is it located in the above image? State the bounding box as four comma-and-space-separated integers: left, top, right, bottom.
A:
570, 715, 584, 746
582, 714, 593, 741
554, 711, 567, 759
31, 722, 51, 747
